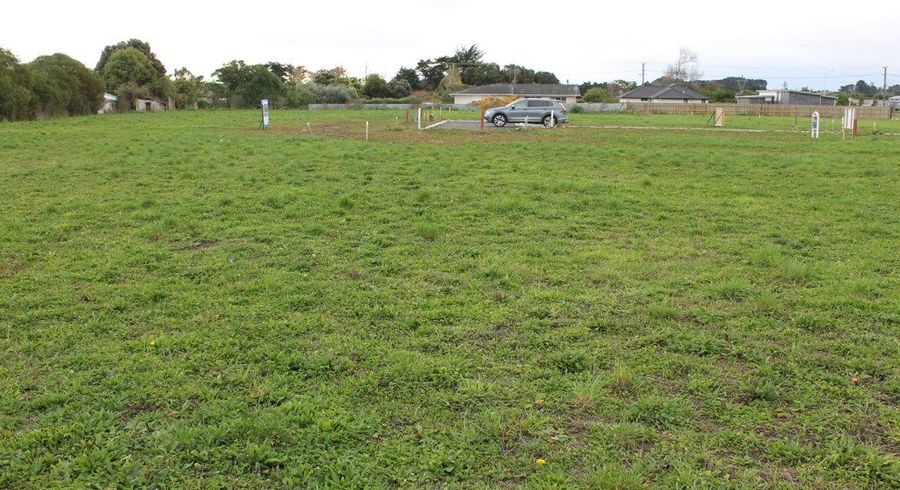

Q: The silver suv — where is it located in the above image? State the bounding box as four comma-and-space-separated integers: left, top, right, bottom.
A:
484, 98, 568, 127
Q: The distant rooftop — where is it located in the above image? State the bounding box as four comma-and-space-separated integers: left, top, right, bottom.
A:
621, 84, 708, 100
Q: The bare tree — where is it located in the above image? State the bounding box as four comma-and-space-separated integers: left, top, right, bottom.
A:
664, 47, 703, 82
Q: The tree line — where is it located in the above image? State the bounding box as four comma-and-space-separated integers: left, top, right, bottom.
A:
1, 48, 103, 121
2, 41, 569, 120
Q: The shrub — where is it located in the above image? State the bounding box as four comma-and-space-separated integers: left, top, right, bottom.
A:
583, 87, 614, 103
284, 84, 317, 108
362, 74, 391, 99
470, 96, 517, 112
707, 87, 736, 103
388, 78, 413, 98
308, 84, 357, 104
569, 104, 585, 113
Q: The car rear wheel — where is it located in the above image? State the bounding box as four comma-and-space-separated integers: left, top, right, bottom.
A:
542, 115, 555, 127
492, 114, 507, 127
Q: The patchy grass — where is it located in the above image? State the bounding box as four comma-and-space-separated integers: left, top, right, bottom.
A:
0, 109, 898, 488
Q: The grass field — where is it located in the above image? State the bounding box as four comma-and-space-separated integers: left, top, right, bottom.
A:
1, 110, 898, 488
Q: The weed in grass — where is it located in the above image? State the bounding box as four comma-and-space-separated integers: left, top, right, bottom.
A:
819, 438, 900, 487
766, 439, 810, 465
709, 278, 750, 300
777, 258, 818, 283
627, 396, 692, 429
304, 223, 327, 236
238, 443, 284, 471
609, 365, 636, 394
571, 379, 604, 410
742, 379, 780, 403
885, 377, 900, 402
750, 244, 780, 266
593, 422, 658, 451
793, 312, 832, 332
754, 291, 780, 314
662, 332, 726, 357
588, 464, 645, 489
262, 193, 287, 209
642, 304, 678, 319
414, 222, 441, 242
548, 350, 590, 374
338, 196, 353, 209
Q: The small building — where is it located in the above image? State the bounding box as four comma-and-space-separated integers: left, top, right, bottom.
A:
134, 98, 167, 112
619, 84, 708, 103
98, 93, 117, 114
736, 90, 836, 106
450, 84, 581, 105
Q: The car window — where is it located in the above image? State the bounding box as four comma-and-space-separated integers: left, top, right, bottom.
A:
527, 100, 548, 108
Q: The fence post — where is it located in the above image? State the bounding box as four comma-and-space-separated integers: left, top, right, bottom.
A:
365, 121, 369, 141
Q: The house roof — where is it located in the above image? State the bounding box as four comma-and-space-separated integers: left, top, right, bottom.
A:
759, 90, 837, 100
451, 84, 581, 97
621, 84, 708, 100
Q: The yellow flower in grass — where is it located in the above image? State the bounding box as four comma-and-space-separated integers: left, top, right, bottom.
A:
535, 458, 546, 465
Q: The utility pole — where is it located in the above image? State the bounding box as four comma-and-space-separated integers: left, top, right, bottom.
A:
641, 62, 645, 85
364, 61, 368, 79
883, 66, 888, 94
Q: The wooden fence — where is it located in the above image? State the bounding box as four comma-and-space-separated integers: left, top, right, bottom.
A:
624, 102, 893, 119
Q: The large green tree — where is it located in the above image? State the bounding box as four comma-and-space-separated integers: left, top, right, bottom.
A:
100, 47, 157, 93
392, 67, 419, 90
96, 39, 166, 78
311, 66, 349, 87
172, 68, 206, 109
362, 74, 391, 99
0, 48, 32, 121
213, 60, 284, 108
28, 54, 103, 117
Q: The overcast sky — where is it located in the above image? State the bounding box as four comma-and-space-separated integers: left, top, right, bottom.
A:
3, 1, 898, 90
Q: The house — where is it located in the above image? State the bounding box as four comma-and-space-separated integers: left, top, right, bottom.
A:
450, 84, 581, 105
134, 97, 167, 112
98, 93, 117, 114
736, 90, 836, 106
619, 84, 708, 103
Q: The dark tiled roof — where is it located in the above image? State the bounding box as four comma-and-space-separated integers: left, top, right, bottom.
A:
451, 84, 581, 97
621, 84, 708, 100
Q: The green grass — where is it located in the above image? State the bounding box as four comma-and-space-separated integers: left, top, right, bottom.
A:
1, 110, 899, 488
